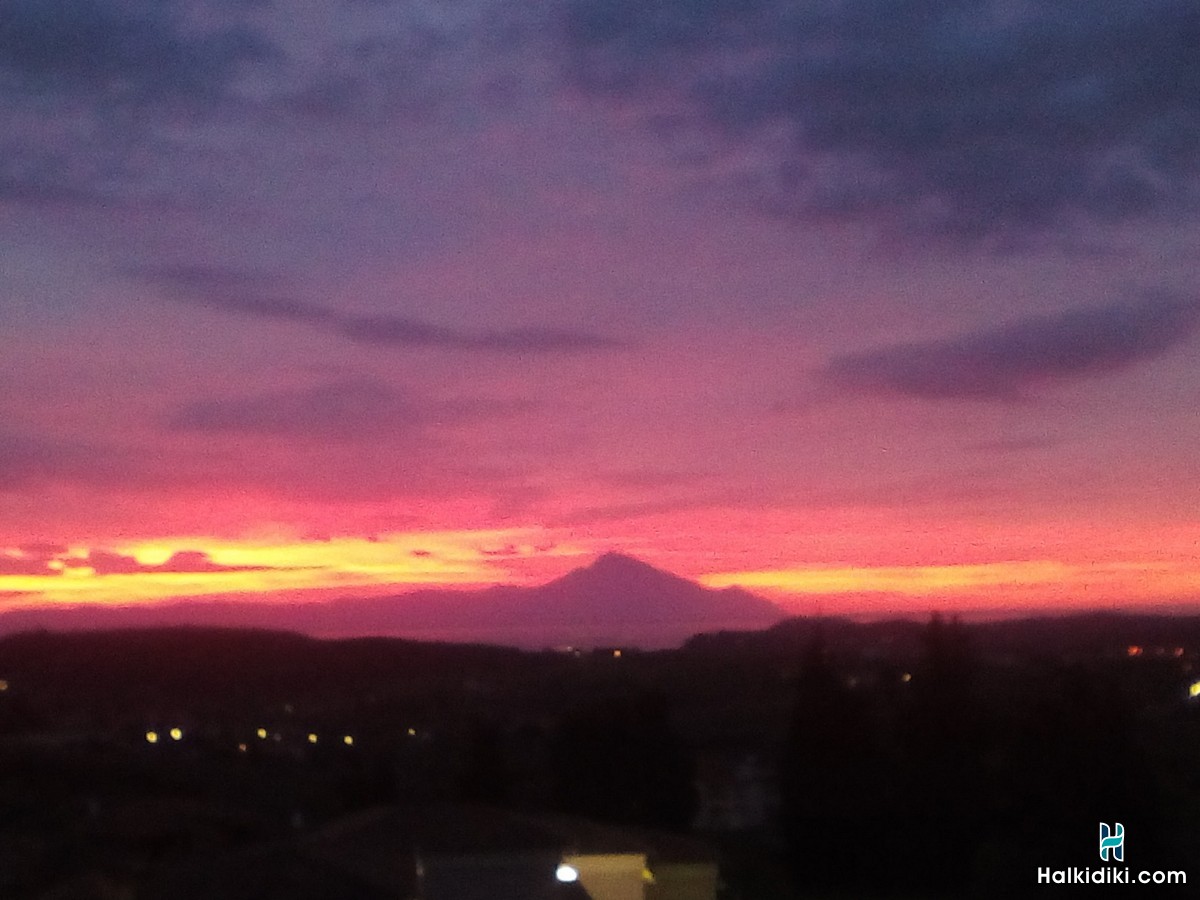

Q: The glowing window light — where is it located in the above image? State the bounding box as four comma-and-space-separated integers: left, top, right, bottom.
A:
555, 864, 579, 883
307, 733, 318, 744
169, 727, 183, 741
256, 728, 268, 740
145, 730, 159, 744
342, 735, 354, 746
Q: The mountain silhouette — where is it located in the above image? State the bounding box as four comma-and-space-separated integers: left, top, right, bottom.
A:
524, 552, 783, 634
0, 553, 785, 649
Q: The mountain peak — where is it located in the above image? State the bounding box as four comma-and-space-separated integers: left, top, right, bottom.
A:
588, 551, 667, 576
548, 552, 692, 593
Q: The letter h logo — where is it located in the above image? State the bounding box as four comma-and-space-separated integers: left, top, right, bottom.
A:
1099, 822, 1124, 862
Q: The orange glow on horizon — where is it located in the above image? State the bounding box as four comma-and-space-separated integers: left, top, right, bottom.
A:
703, 558, 1200, 613
2, 508, 1197, 623
0, 529, 587, 610
702, 560, 1075, 595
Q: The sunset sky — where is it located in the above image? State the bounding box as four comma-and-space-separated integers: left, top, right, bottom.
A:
3, 0, 1199, 626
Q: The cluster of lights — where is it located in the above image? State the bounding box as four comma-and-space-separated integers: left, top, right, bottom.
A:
1128, 645, 1188, 659
253, 726, 355, 747
148, 723, 359, 750
145, 727, 184, 744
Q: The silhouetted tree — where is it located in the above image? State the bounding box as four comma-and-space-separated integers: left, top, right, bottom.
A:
892, 614, 984, 891
779, 629, 887, 890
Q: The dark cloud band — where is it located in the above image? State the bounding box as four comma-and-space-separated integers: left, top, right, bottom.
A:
821, 294, 1200, 400
560, 0, 1200, 235
138, 266, 622, 354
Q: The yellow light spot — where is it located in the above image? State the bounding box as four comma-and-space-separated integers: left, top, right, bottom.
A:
702, 560, 1075, 594
406, 727, 416, 737
307, 733, 318, 744
1189, 682, 1200, 699
169, 727, 183, 741
145, 731, 159, 744
256, 727, 268, 739
342, 735, 354, 746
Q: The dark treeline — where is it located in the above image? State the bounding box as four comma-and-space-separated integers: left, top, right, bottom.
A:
779, 615, 1192, 895
1, 619, 1199, 897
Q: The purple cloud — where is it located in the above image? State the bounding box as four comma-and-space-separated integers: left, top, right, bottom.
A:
820, 295, 1200, 401
164, 378, 533, 441
558, 0, 1200, 236
62, 548, 268, 575
138, 266, 622, 354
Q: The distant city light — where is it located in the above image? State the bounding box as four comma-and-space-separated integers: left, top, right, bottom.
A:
407, 727, 417, 737
343, 735, 354, 746
1189, 682, 1200, 699
1175, 648, 1185, 658
169, 727, 183, 741
556, 864, 579, 883
612, 649, 622, 658
237, 743, 248, 752
307, 733, 318, 744
901, 672, 912, 683
145, 730, 159, 744
0, 679, 8, 692
1127, 645, 1143, 657
256, 728, 268, 739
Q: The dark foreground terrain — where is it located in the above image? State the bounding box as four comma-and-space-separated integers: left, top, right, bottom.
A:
1, 613, 1198, 897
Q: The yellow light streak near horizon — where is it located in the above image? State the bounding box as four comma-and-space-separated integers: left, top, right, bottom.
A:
702, 560, 1200, 599
0, 529, 568, 609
